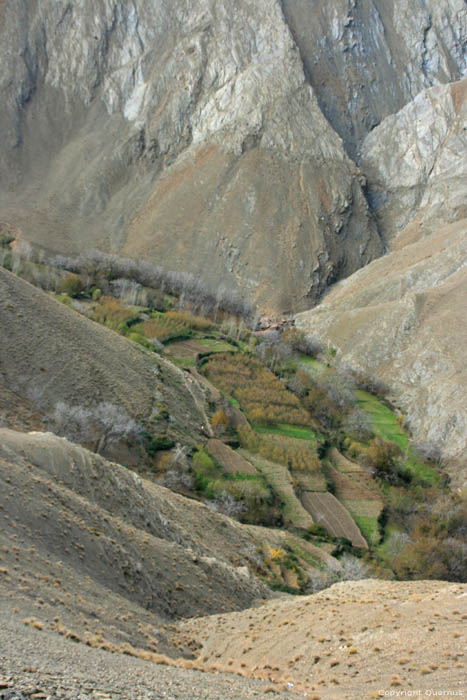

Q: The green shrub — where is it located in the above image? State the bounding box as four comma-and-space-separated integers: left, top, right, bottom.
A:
143, 433, 175, 457
307, 523, 329, 538
193, 448, 223, 482
128, 332, 153, 350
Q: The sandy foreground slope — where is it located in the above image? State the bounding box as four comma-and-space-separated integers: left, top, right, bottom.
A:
0, 428, 465, 699
179, 579, 466, 699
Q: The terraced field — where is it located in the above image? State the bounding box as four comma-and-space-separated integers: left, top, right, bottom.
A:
356, 390, 439, 485
327, 465, 384, 546
241, 451, 314, 530
293, 469, 327, 492
165, 339, 209, 358
252, 423, 318, 442
328, 446, 363, 473
301, 492, 367, 549
207, 439, 257, 475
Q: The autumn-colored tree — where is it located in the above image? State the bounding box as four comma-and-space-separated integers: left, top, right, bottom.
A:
59, 272, 83, 298
211, 408, 230, 435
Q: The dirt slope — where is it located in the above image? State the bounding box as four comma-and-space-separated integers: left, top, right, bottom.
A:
180, 579, 467, 699
296, 217, 467, 488
0, 267, 206, 444
0, 615, 292, 700
0, 428, 280, 653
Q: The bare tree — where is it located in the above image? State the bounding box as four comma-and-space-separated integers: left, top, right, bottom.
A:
51, 401, 141, 454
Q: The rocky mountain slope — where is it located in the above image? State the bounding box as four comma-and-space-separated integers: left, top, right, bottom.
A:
0, 1, 380, 310
362, 78, 467, 237
0, 1, 465, 311
282, 0, 467, 157
296, 78, 467, 487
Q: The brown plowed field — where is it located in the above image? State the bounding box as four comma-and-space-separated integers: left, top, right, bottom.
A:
207, 439, 257, 475
301, 492, 368, 548
166, 339, 207, 358
328, 465, 379, 501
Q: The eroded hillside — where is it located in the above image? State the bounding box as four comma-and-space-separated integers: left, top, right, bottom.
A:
296, 79, 467, 486
0, 266, 207, 447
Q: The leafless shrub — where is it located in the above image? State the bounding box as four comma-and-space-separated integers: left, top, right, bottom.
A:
159, 445, 193, 491
110, 278, 143, 306
338, 553, 371, 581
342, 409, 374, 441
209, 491, 247, 520
161, 470, 194, 491
307, 554, 371, 593
51, 401, 141, 453
412, 440, 442, 465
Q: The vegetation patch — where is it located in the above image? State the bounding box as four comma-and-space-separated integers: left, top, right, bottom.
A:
131, 314, 191, 343
252, 423, 317, 442
204, 354, 311, 427
340, 498, 384, 519
197, 338, 238, 353
356, 390, 439, 485
243, 451, 314, 530
293, 470, 327, 492
350, 514, 381, 546
92, 296, 140, 329
191, 447, 278, 525
238, 427, 321, 474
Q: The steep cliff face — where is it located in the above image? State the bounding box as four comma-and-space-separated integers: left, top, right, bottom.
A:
1, 0, 465, 310
281, 0, 467, 157
296, 80, 467, 487
0, 0, 385, 312
361, 79, 467, 237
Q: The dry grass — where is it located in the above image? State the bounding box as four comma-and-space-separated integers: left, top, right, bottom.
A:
23, 617, 44, 630
165, 310, 215, 331
92, 296, 138, 328
131, 316, 187, 342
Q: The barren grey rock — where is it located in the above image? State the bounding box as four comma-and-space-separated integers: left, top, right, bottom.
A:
282, 0, 467, 157
0, 0, 384, 311
362, 79, 467, 237
296, 77, 467, 487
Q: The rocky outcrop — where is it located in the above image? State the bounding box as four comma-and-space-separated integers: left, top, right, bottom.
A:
281, 0, 467, 157
0, 0, 385, 312
361, 78, 467, 238
295, 80, 467, 486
